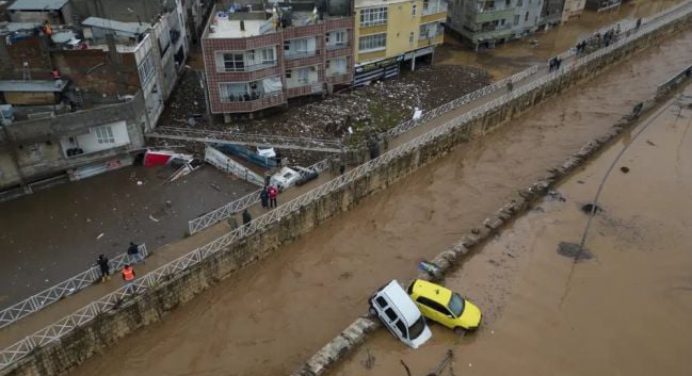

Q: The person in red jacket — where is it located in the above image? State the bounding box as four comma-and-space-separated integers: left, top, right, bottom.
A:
268, 185, 278, 208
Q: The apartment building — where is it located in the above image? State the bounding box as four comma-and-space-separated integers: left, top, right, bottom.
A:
541, 0, 566, 27
447, 0, 544, 49
585, 0, 621, 12
562, 0, 586, 21
201, 0, 354, 118
353, 0, 447, 85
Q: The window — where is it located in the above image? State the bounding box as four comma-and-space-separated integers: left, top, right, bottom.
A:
285, 70, 292, 79
409, 32, 414, 44
219, 82, 249, 102
506, 0, 511, 5
409, 317, 426, 339
360, 7, 387, 27
261, 48, 275, 64
375, 296, 387, 308
95, 126, 115, 144
524, 11, 529, 21
137, 52, 155, 85
517, 0, 522, 5
384, 308, 397, 321
395, 320, 407, 337
448, 293, 465, 317
514, 14, 520, 25
359, 33, 386, 51
412, 4, 417, 16
297, 68, 310, 84
417, 296, 450, 315
223, 53, 245, 72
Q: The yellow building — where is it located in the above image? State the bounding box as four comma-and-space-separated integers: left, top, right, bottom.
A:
353, 0, 447, 84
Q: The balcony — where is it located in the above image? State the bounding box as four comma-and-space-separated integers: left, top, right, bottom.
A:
326, 42, 348, 51
284, 50, 317, 60
472, 7, 514, 24
326, 72, 352, 85
286, 82, 323, 98
213, 92, 286, 113
422, 1, 448, 18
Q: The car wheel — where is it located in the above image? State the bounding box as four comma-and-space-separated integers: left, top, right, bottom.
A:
368, 306, 377, 317
453, 326, 466, 335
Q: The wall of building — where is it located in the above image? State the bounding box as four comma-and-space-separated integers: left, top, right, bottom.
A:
3, 9, 689, 375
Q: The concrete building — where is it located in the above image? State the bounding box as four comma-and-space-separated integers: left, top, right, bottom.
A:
201, 0, 354, 117
540, 0, 566, 27
562, 0, 586, 21
447, 0, 545, 49
8, 0, 74, 25
353, 0, 447, 84
585, 0, 621, 12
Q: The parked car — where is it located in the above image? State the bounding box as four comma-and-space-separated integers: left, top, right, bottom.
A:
407, 279, 482, 333
270, 166, 319, 191
369, 280, 432, 349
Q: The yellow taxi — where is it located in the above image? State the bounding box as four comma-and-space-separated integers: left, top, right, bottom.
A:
407, 279, 482, 333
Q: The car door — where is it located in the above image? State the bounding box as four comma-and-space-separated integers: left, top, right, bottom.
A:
416, 297, 455, 328
374, 295, 404, 341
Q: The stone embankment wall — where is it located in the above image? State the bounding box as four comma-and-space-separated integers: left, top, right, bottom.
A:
290, 47, 692, 376
2, 8, 691, 376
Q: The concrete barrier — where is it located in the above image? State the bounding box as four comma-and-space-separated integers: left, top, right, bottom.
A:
291, 41, 692, 376
2, 5, 691, 375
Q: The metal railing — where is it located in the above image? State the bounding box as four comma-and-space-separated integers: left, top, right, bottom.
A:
147, 127, 345, 153
0, 4, 689, 370
0, 244, 148, 330
187, 158, 331, 235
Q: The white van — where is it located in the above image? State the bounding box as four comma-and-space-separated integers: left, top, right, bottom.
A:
369, 280, 432, 349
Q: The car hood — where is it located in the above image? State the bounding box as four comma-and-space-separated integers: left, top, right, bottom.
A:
409, 324, 432, 349
458, 300, 482, 328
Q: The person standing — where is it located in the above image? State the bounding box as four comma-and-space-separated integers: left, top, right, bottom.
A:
121, 264, 136, 291
260, 186, 269, 208
127, 242, 144, 264
96, 254, 110, 283
268, 185, 278, 208
242, 209, 252, 225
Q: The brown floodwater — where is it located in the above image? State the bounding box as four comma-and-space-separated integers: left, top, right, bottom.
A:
67, 27, 692, 376
331, 82, 692, 376
437, 0, 685, 78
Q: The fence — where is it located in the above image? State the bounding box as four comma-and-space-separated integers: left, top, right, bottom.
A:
2, 4, 690, 370
656, 63, 692, 97
187, 158, 331, 234
204, 145, 265, 187
147, 127, 344, 153
0, 245, 148, 330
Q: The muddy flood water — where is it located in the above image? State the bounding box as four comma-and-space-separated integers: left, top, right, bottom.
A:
332, 82, 692, 376
437, 0, 685, 78
65, 26, 692, 376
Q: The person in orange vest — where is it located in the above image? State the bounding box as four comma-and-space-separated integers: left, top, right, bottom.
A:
121, 264, 136, 291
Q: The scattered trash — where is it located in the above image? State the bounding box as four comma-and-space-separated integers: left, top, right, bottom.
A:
96, 233, 104, 240
136, 180, 143, 186
418, 260, 441, 278
149, 215, 160, 223
143, 149, 194, 167
620, 166, 630, 173
412, 107, 423, 121
547, 190, 566, 202
646, 140, 656, 146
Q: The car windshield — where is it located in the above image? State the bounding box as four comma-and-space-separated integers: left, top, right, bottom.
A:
448, 293, 465, 317
408, 317, 426, 339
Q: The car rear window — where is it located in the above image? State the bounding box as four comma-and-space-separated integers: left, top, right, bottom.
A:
409, 316, 426, 339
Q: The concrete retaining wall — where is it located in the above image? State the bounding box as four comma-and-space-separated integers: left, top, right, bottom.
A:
290, 37, 692, 376
2, 9, 691, 376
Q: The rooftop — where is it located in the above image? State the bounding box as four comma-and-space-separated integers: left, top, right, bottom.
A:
0, 80, 68, 93
8, 0, 69, 11
82, 17, 152, 36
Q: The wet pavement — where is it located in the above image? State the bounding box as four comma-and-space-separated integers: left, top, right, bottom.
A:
331, 82, 692, 376
64, 27, 692, 376
0, 165, 256, 307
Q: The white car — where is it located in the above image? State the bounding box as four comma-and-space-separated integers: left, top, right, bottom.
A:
369, 280, 432, 349
270, 167, 302, 190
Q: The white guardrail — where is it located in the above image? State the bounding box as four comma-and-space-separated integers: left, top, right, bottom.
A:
0, 245, 148, 330
1, 2, 690, 370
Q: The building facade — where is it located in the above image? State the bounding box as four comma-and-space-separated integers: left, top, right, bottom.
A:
202, 1, 354, 117
562, 0, 586, 21
541, 0, 566, 27
353, 0, 447, 85
447, 0, 545, 49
